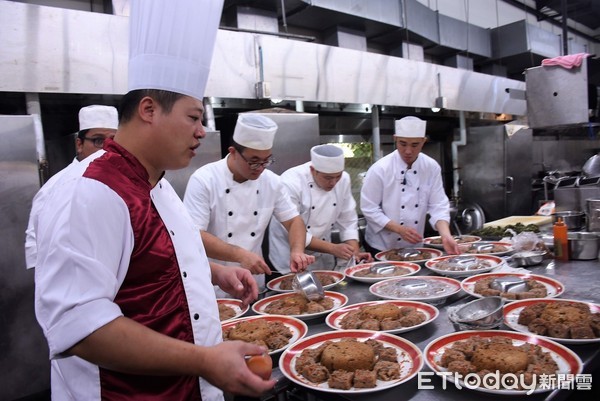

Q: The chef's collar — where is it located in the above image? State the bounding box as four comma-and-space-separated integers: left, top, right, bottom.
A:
103, 138, 158, 189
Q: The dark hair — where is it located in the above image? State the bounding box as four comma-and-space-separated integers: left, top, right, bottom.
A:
118, 89, 186, 123
77, 128, 90, 140
231, 140, 247, 154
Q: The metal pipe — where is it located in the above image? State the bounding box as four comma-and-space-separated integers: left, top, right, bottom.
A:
25, 92, 47, 185
219, 26, 315, 42
372, 105, 381, 161
295, 100, 304, 112
561, 0, 568, 55
203, 97, 216, 131
451, 110, 468, 199
280, 0, 288, 33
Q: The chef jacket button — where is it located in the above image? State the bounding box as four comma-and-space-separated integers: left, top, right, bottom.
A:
417, 187, 420, 191
169, 230, 175, 236
309, 184, 313, 188
331, 223, 334, 227
254, 211, 258, 216
401, 170, 405, 174
182, 271, 187, 278
159, 183, 162, 189
414, 221, 418, 224
401, 188, 405, 192
322, 238, 326, 240
250, 232, 256, 237
413, 170, 417, 174
307, 225, 311, 229
401, 206, 405, 209
400, 222, 404, 225
311, 206, 315, 210
225, 189, 230, 194
228, 211, 233, 216
398, 237, 402, 241
415, 204, 419, 208
228, 233, 233, 238
193, 313, 199, 320
333, 203, 337, 206
257, 190, 259, 194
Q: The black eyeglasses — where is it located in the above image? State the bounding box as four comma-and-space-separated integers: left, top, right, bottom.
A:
238, 151, 275, 170
82, 137, 107, 149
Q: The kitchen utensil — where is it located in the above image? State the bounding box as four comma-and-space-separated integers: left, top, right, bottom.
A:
490, 276, 528, 293
509, 250, 547, 266
394, 249, 422, 259
552, 211, 585, 231
568, 232, 600, 260
292, 271, 324, 301
441, 255, 479, 271
586, 199, 600, 232
449, 296, 504, 330
582, 153, 600, 177
368, 262, 398, 275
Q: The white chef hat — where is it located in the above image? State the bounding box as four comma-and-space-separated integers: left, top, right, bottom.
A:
79, 105, 119, 131
233, 114, 278, 150
127, 0, 224, 101
394, 116, 427, 138
311, 144, 345, 173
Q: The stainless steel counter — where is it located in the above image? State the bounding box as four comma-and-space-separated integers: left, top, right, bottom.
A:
262, 259, 600, 401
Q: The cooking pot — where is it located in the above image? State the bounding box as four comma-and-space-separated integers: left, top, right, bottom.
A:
552, 211, 585, 231
586, 199, 600, 232
568, 232, 600, 260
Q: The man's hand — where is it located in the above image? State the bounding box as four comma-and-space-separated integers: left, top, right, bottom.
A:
356, 251, 374, 263
398, 226, 423, 244
289, 252, 315, 273
211, 263, 258, 306
441, 234, 460, 255
329, 243, 356, 260
237, 248, 271, 275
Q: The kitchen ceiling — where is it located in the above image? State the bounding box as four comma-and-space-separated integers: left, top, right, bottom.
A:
536, 0, 600, 31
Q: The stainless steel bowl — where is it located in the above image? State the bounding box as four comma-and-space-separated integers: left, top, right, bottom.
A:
292, 271, 324, 301
552, 211, 585, 231
509, 250, 547, 266
568, 232, 600, 260
449, 296, 504, 330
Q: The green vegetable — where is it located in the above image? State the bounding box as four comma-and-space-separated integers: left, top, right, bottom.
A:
470, 223, 539, 238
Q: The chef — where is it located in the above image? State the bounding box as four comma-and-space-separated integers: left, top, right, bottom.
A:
25, 105, 118, 269
360, 116, 460, 255
183, 113, 314, 296
33, 1, 273, 400
269, 144, 372, 273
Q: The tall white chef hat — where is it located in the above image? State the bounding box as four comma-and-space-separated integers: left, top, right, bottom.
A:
233, 114, 278, 150
79, 105, 119, 131
128, 0, 224, 101
311, 144, 345, 173
394, 116, 427, 138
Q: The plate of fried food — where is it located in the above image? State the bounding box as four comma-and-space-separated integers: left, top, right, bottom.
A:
217, 298, 249, 323
279, 329, 423, 394
423, 235, 481, 250
424, 254, 503, 278
424, 330, 582, 395
344, 261, 421, 283
252, 291, 348, 321
374, 247, 443, 264
461, 272, 565, 301
369, 276, 462, 304
222, 314, 308, 355
503, 298, 600, 344
325, 300, 439, 334
460, 241, 514, 256
267, 270, 345, 292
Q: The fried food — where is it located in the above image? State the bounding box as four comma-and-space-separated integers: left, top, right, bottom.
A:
218, 303, 236, 321
223, 319, 293, 351
264, 293, 334, 315
518, 301, 600, 339
278, 272, 337, 290
339, 303, 426, 331
473, 277, 547, 300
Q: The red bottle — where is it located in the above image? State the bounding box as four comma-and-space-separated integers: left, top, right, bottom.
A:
553, 217, 569, 261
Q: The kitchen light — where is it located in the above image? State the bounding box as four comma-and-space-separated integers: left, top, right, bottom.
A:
431, 107, 441, 113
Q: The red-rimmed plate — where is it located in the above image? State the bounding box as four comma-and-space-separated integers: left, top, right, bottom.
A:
503, 298, 600, 344
279, 329, 423, 394
461, 272, 565, 301
252, 291, 348, 321
461, 241, 514, 256
374, 247, 443, 264
424, 330, 582, 395
325, 300, 439, 334
423, 235, 482, 250
217, 298, 249, 323
267, 270, 345, 293
221, 314, 308, 355
369, 276, 461, 304
425, 254, 503, 277
344, 261, 421, 283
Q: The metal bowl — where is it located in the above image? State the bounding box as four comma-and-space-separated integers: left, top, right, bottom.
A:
510, 250, 547, 267
448, 296, 504, 330
568, 232, 599, 260
552, 211, 585, 231
292, 271, 324, 301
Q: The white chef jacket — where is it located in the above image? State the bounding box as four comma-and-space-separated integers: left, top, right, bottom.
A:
34, 152, 223, 401
269, 162, 359, 273
360, 151, 450, 251
24, 157, 79, 269
183, 156, 299, 295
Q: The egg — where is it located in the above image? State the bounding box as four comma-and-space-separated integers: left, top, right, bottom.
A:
246, 353, 272, 380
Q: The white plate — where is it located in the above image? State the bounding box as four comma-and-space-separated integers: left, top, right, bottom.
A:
221, 314, 308, 355
279, 329, 423, 394
424, 254, 503, 277
344, 261, 421, 283
461, 241, 514, 256
503, 298, 600, 344
325, 300, 439, 334
374, 247, 443, 264
423, 235, 481, 250
424, 330, 582, 395
461, 272, 565, 302
252, 291, 348, 321
369, 276, 461, 304
217, 298, 249, 323
267, 270, 345, 293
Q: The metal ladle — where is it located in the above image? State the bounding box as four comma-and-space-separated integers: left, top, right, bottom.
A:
490, 276, 528, 293
395, 248, 422, 259
292, 271, 324, 301
443, 255, 479, 271
368, 262, 398, 275
473, 243, 495, 253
